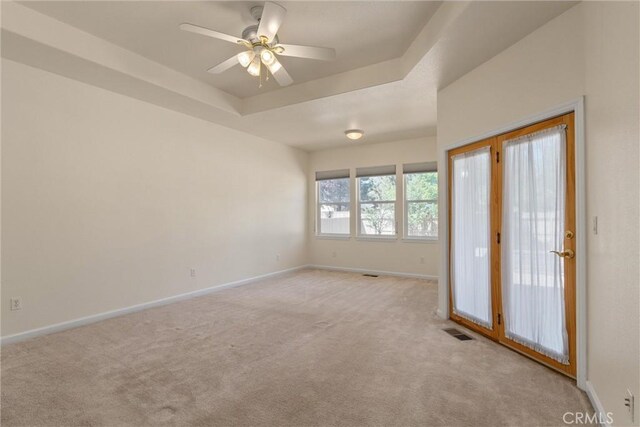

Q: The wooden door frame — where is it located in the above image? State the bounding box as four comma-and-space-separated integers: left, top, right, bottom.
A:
494, 113, 576, 377
437, 97, 587, 389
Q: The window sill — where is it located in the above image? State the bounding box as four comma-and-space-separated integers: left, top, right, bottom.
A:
355, 236, 398, 242
402, 238, 439, 244
316, 234, 351, 240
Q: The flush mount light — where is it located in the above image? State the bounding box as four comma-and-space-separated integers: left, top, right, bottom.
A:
345, 129, 364, 141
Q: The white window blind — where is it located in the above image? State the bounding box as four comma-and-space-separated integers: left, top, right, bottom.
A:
402, 161, 437, 174
356, 165, 396, 178
315, 169, 349, 181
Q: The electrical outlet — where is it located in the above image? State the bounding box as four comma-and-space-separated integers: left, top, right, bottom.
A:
625, 389, 634, 422
420, 257, 425, 264
331, 251, 337, 258
276, 254, 280, 261
592, 216, 598, 235
10, 297, 22, 311
190, 268, 196, 278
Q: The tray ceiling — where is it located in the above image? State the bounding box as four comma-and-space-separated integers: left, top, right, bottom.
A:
5, 1, 578, 150
21, 1, 441, 98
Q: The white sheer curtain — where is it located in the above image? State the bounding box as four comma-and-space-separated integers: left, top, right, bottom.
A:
451, 147, 492, 328
501, 125, 569, 364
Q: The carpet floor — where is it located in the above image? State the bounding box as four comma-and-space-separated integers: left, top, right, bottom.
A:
1, 269, 593, 426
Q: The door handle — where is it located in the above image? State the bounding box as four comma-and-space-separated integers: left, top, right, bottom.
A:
550, 249, 575, 259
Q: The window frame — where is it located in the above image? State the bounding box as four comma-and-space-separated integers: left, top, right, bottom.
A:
316, 177, 351, 237
356, 173, 398, 239
403, 170, 439, 241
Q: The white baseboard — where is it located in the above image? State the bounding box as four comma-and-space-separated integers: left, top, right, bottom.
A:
0, 265, 308, 346
309, 264, 438, 281
586, 380, 612, 427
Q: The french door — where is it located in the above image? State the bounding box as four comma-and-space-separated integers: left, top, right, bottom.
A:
448, 113, 576, 377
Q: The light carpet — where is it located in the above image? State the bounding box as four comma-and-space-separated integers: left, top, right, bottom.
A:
1, 269, 593, 426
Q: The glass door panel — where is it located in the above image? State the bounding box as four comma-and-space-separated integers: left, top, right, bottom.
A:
450, 145, 493, 331
448, 113, 576, 377
501, 125, 569, 363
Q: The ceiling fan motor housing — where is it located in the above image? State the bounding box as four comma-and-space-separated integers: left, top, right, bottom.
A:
244, 6, 279, 45
242, 24, 279, 45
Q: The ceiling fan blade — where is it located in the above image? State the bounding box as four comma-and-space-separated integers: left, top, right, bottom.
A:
266, 57, 293, 87
179, 23, 244, 45
257, 2, 287, 42
276, 44, 336, 61
207, 56, 240, 74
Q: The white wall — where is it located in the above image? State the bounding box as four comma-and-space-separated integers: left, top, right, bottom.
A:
1, 59, 309, 337
308, 137, 439, 278
583, 3, 640, 425
437, 2, 639, 425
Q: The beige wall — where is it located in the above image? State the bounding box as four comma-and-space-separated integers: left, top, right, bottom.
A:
437, 2, 639, 425
1, 59, 309, 337
308, 137, 439, 278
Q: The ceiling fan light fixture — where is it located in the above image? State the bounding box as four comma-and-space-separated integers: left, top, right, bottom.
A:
247, 56, 261, 77
237, 50, 256, 68
260, 49, 276, 66
179, 2, 337, 88
345, 129, 364, 141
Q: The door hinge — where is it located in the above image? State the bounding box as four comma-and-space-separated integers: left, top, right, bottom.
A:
496, 232, 501, 244
496, 151, 500, 163
498, 313, 502, 325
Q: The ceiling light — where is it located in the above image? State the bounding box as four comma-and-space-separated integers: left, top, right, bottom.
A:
345, 129, 364, 140
260, 49, 276, 66
237, 50, 256, 68
247, 56, 261, 77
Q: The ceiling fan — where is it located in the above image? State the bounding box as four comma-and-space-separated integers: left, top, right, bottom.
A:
179, 2, 336, 87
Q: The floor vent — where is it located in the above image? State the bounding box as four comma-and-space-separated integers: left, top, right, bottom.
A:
443, 328, 473, 341
362, 274, 379, 278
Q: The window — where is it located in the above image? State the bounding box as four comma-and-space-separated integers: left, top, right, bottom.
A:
403, 162, 438, 239
357, 165, 397, 236
316, 169, 350, 235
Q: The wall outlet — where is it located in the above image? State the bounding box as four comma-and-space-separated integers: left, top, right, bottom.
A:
592, 216, 598, 235
331, 251, 337, 258
190, 268, 196, 278
276, 254, 281, 261
420, 257, 425, 264
625, 389, 634, 422
10, 297, 22, 311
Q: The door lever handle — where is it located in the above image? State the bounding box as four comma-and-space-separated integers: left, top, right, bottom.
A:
550, 249, 575, 259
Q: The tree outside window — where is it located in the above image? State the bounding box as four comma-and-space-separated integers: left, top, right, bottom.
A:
359, 175, 396, 236
405, 171, 438, 238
